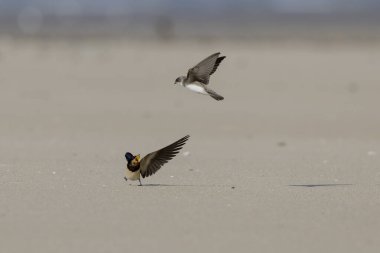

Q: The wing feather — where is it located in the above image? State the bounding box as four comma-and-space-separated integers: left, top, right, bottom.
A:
139, 135, 190, 178
187, 53, 225, 84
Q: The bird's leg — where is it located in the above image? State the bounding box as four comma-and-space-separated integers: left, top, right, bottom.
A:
139, 178, 142, 186
124, 177, 128, 182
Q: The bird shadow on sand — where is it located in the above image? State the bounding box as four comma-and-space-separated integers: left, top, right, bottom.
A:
130, 183, 236, 188
288, 183, 353, 188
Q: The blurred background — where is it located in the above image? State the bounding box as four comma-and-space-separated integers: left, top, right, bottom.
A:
1, 0, 380, 42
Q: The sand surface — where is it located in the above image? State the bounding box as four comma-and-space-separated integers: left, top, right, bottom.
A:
1, 40, 380, 253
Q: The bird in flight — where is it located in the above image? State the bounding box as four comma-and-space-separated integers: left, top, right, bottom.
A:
174, 52, 225, 101
124, 135, 190, 186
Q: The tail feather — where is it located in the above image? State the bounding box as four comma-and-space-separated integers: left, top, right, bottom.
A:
205, 87, 224, 101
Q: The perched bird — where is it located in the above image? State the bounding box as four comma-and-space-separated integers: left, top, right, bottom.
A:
124, 135, 190, 186
174, 52, 225, 101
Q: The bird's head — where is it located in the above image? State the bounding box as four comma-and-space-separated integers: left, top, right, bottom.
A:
125, 152, 134, 162
174, 76, 185, 85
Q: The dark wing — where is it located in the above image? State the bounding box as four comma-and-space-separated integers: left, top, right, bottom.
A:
187, 52, 226, 85
139, 135, 190, 178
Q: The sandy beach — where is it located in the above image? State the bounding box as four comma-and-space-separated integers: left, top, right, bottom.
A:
0, 39, 380, 252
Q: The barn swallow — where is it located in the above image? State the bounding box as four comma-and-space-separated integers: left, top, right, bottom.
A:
174, 52, 225, 101
124, 135, 190, 186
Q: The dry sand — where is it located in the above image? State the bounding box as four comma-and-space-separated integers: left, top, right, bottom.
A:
0, 39, 380, 253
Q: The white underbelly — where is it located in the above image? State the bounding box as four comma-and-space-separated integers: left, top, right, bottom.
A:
125, 169, 140, 181
186, 84, 207, 95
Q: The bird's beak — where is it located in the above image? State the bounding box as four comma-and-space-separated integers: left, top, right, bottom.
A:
135, 154, 141, 162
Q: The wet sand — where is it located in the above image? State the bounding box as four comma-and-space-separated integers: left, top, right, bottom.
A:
0, 40, 380, 252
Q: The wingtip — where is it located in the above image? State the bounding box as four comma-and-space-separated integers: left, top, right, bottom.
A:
216, 56, 226, 66
181, 135, 190, 141
215, 52, 226, 57
179, 135, 190, 144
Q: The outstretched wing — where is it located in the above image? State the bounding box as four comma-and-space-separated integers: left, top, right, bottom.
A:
139, 135, 190, 178
187, 52, 226, 84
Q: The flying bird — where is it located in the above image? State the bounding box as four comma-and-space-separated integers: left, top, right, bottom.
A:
124, 135, 190, 186
174, 52, 225, 101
